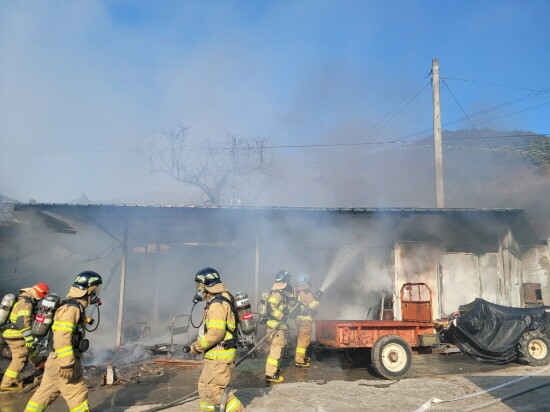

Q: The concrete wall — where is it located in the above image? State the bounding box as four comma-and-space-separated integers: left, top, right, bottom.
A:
522, 240, 550, 305
393, 242, 440, 320
440, 253, 480, 316
395, 228, 526, 320
499, 228, 523, 307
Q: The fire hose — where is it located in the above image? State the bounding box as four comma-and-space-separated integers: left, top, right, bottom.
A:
414, 363, 550, 412
142, 302, 301, 412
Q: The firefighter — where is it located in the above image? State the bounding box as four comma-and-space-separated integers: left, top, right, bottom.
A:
294, 273, 322, 367
184, 267, 245, 412
264, 270, 295, 383
0, 283, 50, 390
24, 271, 102, 412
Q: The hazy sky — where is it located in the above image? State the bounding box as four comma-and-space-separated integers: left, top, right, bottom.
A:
1, 1, 549, 204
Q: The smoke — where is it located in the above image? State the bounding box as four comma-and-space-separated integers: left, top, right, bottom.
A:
85, 343, 151, 367
320, 242, 393, 320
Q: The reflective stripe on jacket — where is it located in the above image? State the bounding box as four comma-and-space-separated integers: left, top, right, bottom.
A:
191, 283, 238, 363
2, 292, 34, 340
296, 289, 320, 322
52, 300, 85, 368
267, 290, 288, 330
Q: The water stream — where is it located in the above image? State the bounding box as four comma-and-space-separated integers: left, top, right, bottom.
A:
320, 237, 368, 292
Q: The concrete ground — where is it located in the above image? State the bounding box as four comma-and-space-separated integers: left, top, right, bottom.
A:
2, 349, 550, 411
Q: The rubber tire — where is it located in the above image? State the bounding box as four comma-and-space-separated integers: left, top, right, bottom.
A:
371, 334, 412, 380
517, 331, 550, 366
344, 348, 372, 367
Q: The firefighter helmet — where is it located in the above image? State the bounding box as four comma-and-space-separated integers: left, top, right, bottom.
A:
195, 267, 222, 287
73, 271, 103, 295
295, 273, 309, 287
32, 283, 50, 299
274, 270, 291, 284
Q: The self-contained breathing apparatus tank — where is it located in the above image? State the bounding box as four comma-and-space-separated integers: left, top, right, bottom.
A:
0, 294, 16, 326
31, 293, 60, 338
258, 290, 271, 324
234, 292, 255, 335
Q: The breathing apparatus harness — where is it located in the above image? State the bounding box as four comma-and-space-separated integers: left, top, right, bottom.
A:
52, 295, 101, 354
190, 292, 239, 350
5, 294, 35, 330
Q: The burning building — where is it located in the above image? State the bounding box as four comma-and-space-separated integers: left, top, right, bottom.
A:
0, 203, 548, 350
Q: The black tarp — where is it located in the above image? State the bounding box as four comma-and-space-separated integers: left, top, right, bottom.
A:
441, 298, 550, 363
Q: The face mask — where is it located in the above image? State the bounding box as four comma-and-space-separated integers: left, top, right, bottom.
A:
90, 294, 102, 306
89, 288, 102, 306
193, 283, 205, 303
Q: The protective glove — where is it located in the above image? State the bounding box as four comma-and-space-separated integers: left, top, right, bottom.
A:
23, 335, 35, 348
314, 291, 323, 300
190, 345, 200, 356
59, 366, 74, 380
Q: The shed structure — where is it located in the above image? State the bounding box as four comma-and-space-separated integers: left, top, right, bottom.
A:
0, 204, 547, 346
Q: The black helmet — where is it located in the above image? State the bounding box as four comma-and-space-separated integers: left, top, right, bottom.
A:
195, 267, 222, 287
73, 271, 103, 291
274, 270, 291, 284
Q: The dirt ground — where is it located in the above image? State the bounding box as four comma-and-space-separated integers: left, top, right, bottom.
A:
2, 347, 550, 412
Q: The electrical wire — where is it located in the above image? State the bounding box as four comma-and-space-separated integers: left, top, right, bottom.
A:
367, 73, 430, 135
364, 75, 431, 141
442, 79, 493, 152
462, 100, 550, 130
443, 76, 540, 92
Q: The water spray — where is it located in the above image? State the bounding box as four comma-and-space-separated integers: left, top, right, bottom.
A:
320, 238, 367, 292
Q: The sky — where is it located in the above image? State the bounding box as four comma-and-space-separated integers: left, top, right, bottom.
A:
1, 1, 549, 205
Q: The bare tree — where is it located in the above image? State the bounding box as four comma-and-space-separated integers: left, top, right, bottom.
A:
147, 126, 269, 205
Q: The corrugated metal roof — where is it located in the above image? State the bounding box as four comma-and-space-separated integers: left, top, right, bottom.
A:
11, 202, 525, 214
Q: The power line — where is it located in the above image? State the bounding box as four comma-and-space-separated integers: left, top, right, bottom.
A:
442, 79, 493, 151
400, 87, 550, 137
463, 100, 550, 130
1, 133, 547, 155
443, 76, 541, 92
1, 85, 548, 155
442, 88, 550, 128
365, 76, 431, 141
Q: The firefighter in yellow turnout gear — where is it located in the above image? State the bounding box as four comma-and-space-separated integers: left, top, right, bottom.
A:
25, 271, 102, 412
184, 267, 245, 412
294, 274, 322, 367
1, 283, 50, 390
265, 270, 295, 383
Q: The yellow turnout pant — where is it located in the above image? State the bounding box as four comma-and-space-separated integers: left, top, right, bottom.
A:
1, 338, 30, 387
265, 329, 287, 376
197, 359, 245, 411
24, 355, 89, 412
295, 319, 313, 363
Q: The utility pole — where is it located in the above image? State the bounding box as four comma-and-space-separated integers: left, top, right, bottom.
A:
116, 217, 128, 347
432, 58, 445, 207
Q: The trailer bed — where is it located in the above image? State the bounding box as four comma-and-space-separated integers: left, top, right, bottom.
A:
316, 320, 435, 348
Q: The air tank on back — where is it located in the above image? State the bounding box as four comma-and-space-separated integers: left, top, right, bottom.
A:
234, 292, 255, 335
0, 294, 16, 326
258, 290, 271, 324
31, 293, 61, 338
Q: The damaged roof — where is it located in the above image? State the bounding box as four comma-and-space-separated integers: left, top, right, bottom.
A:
11, 202, 527, 213
12, 202, 541, 245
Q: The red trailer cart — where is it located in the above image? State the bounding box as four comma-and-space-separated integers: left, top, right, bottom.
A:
315, 283, 437, 379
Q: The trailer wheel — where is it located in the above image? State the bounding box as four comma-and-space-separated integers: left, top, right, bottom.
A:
371, 335, 412, 380
518, 331, 550, 366
344, 348, 372, 367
